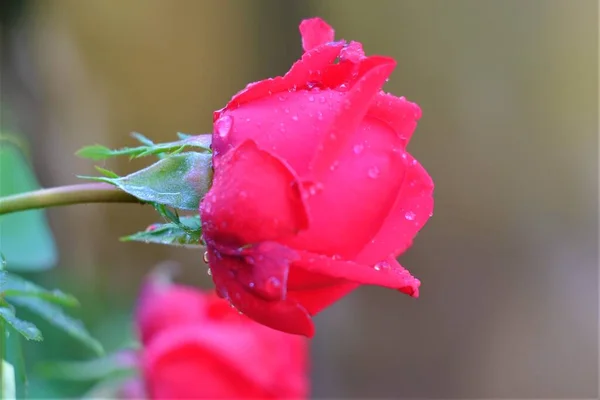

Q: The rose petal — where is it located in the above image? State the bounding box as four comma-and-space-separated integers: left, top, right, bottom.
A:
295, 251, 420, 297
233, 241, 298, 301
340, 41, 365, 63
299, 18, 335, 52
136, 280, 208, 345
284, 41, 345, 88
209, 253, 315, 337
143, 325, 269, 398
220, 41, 344, 113
283, 117, 407, 259
311, 57, 397, 174
201, 140, 309, 246
287, 281, 360, 315
368, 92, 422, 148
357, 152, 434, 263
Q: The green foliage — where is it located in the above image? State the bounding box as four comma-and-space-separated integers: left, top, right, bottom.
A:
7, 292, 103, 356
36, 351, 136, 382
0, 140, 57, 272
80, 152, 213, 211
0, 308, 42, 342
121, 215, 203, 248
3, 273, 79, 308
76, 132, 211, 161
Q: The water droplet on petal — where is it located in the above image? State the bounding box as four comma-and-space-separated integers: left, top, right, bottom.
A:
317, 111, 324, 120
278, 95, 286, 101
338, 83, 349, 91
308, 95, 315, 102
215, 115, 233, 139
203, 251, 209, 263
306, 182, 323, 196
265, 276, 282, 296
405, 211, 417, 221
368, 167, 380, 179
284, 107, 290, 114
329, 161, 339, 171
217, 286, 228, 299
207, 268, 212, 276
374, 261, 391, 271
291, 114, 299, 121
248, 282, 255, 288
353, 143, 364, 154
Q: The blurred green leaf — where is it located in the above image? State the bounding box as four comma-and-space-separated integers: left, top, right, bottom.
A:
121, 216, 203, 248
36, 351, 136, 382
76, 134, 211, 161
93, 166, 119, 179
5, 327, 28, 399
3, 273, 79, 307
80, 152, 212, 211
0, 142, 58, 271
7, 296, 103, 355
2, 359, 16, 400
0, 307, 42, 341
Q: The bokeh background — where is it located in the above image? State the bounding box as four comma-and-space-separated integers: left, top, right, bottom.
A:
1, 0, 597, 398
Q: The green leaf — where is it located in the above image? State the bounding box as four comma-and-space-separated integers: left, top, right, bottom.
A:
36, 351, 136, 382
2, 273, 79, 307
5, 329, 28, 399
94, 166, 119, 179
76, 134, 211, 161
2, 360, 16, 400
0, 307, 42, 341
121, 216, 203, 248
130, 131, 154, 146
0, 142, 58, 271
7, 296, 103, 355
80, 152, 212, 211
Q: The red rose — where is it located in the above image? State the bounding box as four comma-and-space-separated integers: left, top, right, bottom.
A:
135, 275, 309, 399
200, 18, 434, 337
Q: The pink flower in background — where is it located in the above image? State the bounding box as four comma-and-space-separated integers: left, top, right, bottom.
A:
135, 274, 309, 399
200, 17, 434, 337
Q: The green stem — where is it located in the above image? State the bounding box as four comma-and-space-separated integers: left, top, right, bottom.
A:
0, 183, 141, 216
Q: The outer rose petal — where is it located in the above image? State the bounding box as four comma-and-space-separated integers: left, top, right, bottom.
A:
357, 153, 434, 264
368, 92, 422, 148
295, 252, 420, 297
209, 252, 315, 337
311, 57, 397, 174
283, 119, 409, 259
210, 241, 297, 301
299, 18, 335, 52
220, 41, 344, 112
201, 140, 308, 245
287, 281, 360, 315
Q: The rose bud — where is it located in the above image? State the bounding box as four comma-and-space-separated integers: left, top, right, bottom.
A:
135, 274, 309, 399
200, 17, 434, 337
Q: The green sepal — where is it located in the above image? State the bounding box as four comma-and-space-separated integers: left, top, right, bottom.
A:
79, 152, 212, 211
121, 215, 203, 248
76, 133, 211, 161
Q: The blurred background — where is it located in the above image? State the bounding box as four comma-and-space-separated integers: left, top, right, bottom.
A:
1, 0, 597, 398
